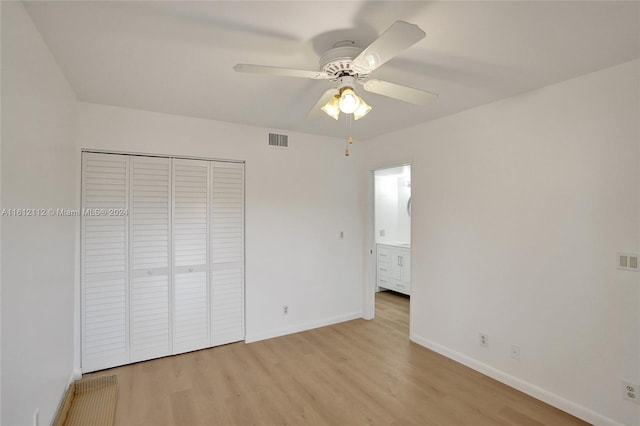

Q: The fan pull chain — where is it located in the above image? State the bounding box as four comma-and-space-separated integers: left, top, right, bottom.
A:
345, 113, 353, 156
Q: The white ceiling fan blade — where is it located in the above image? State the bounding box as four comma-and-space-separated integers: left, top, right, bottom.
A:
307, 88, 338, 120
362, 79, 438, 105
234, 64, 329, 80
352, 21, 426, 74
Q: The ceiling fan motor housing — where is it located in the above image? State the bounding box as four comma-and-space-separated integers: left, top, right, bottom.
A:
336, 76, 358, 92
319, 42, 369, 81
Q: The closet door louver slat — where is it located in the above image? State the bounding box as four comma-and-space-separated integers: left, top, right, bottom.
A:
81, 153, 129, 372
211, 162, 244, 346
130, 156, 171, 362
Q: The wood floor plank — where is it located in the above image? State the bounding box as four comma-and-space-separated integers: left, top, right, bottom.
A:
87, 291, 589, 426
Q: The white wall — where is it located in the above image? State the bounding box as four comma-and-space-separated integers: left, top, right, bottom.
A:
363, 60, 640, 425
0, 3, 3, 420
375, 168, 411, 245
375, 174, 399, 243
75, 102, 364, 350
1, 3, 78, 425
396, 176, 411, 244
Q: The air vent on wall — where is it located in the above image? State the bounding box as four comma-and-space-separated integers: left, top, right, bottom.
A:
618, 253, 640, 272
268, 133, 288, 148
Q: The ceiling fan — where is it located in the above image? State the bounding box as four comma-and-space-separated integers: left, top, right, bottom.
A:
234, 21, 438, 121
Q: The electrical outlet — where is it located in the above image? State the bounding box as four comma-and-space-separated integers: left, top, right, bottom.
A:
283, 305, 289, 315
33, 408, 39, 426
623, 381, 640, 404
479, 333, 488, 348
510, 344, 520, 360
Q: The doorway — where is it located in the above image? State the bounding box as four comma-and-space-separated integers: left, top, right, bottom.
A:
372, 165, 411, 333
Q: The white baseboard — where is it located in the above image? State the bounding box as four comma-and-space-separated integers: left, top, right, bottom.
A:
71, 368, 82, 382
245, 311, 362, 343
410, 333, 622, 426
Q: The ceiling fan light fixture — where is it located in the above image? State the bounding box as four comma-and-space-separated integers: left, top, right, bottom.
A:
353, 96, 372, 120
338, 87, 360, 114
321, 95, 340, 120
234, 20, 435, 130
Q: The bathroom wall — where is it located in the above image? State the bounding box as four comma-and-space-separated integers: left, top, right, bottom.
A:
375, 166, 411, 245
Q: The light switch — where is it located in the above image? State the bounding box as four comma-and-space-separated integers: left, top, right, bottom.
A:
379, 229, 386, 237
630, 256, 638, 269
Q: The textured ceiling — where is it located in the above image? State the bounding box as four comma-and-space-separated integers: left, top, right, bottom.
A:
24, 1, 640, 140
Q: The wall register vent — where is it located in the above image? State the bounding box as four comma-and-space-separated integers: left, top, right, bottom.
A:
618, 253, 639, 272
268, 133, 289, 148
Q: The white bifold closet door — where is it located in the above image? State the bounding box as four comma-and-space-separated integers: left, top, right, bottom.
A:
81, 152, 244, 372
129, 156, 171, 363
172, 159, 210, 354
210, 162, 244, 345
81, 153, 130, 371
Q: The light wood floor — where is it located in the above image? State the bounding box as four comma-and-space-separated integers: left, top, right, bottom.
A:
91, 292, 588, 425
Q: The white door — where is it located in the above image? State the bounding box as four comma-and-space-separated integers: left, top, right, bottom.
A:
210, 162, 244, 345
81, 153, 245, 371
81, 153, 129, 372
172, 159, 210, 354
129, 156, 171, 362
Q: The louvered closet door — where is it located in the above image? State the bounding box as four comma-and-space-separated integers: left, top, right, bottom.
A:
172, 159, 210, 354
81, 153, 129, 372
210, 162, 245, 345
82, 154, 245, 372
129, 156, 171, 362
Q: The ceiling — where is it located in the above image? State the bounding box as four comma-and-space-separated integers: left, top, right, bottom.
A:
24, 1, 640, 140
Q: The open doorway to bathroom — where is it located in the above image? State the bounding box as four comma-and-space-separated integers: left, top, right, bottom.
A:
373, 165, 411, 334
